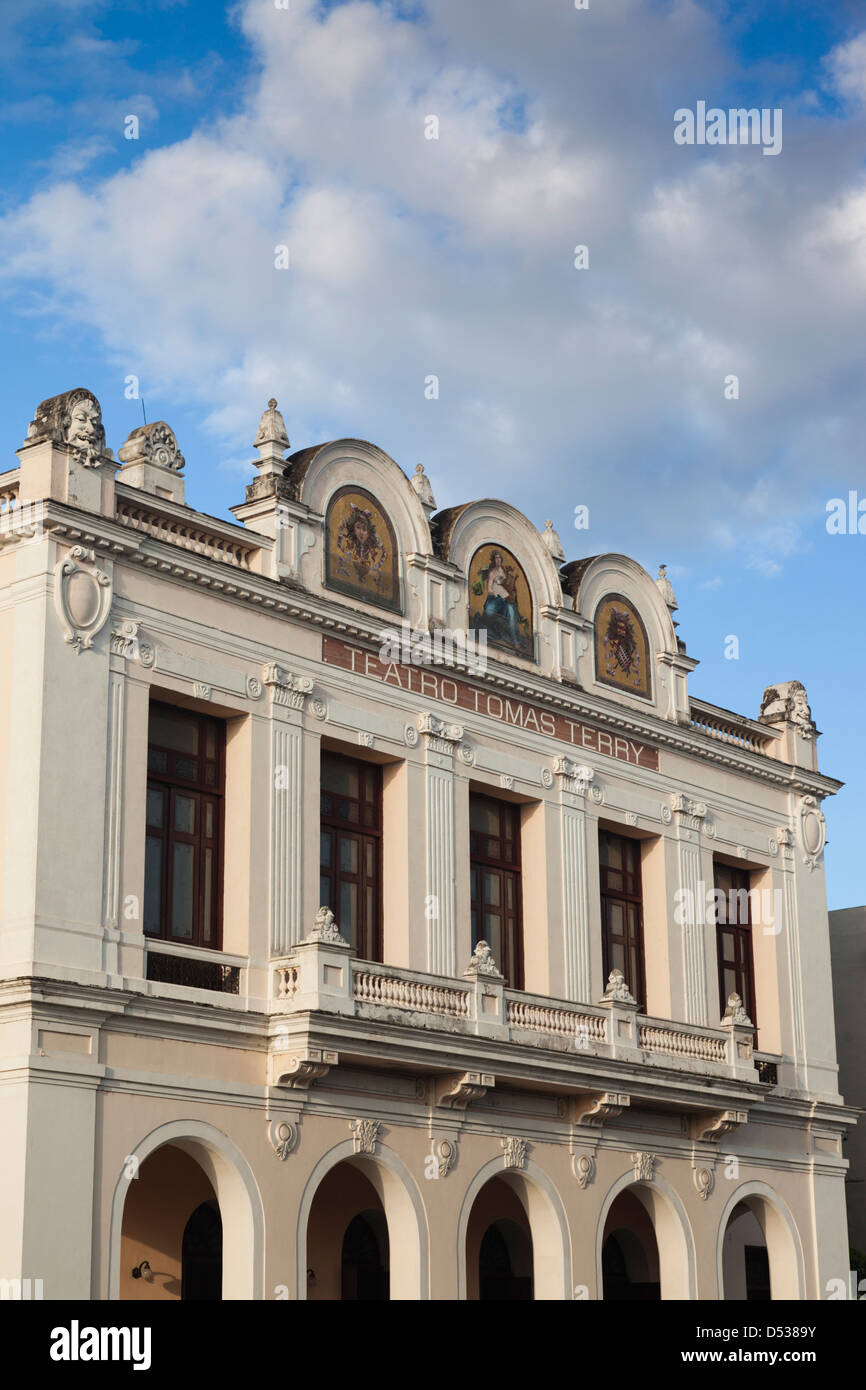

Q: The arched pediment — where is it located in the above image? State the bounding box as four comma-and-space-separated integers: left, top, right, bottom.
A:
292, 439, 434, 558
286, 439, 434, 619
570, 554, 681, 714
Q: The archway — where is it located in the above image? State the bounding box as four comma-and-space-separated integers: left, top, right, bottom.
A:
459, 1160, 571, 1300
718, 1185, 805, 1300
596, 1173, 695, 1300
298, 1141, 428, 1300
477, 1211, 533, 1300
307, 1162, 390, 1300
108, 1120, 264, 1300
601, 1192, 660, 1300
181, 1200, 223, 1301
120, 1146, 221, 1300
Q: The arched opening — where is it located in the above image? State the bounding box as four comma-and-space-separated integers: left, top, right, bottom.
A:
602, 1191, 661, 1300
478, 1216, 533, 1300
341, 1210, 389, 1301
120, 1145, 222, 1301
596, 1177, 694, 1300
181, 1200, 222, 1301
109, 1121, 263, 1301
466, 1175, 536, 1300
307, 1161, 390, 1300
720, 1192, 802, 1300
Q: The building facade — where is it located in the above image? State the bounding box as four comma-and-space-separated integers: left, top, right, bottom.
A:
0, 387, 854, 1300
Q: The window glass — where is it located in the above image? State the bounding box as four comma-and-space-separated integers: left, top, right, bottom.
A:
144, 840, 162, 934
150, 707, 199, 754
171, 843, 195, 938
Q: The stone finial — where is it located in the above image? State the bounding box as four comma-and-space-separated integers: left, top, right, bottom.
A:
118, 421, 185, 473
410, 463, 436, 514
540, 518, 565, 563
304, 906, 349, 946
656, 563, 678, 611
117, 421, 185, 503
600, 969, 637, 1005
24, 388, 110, 467
253, 397, 290, 474
464, 940, 503, 978
759, 681, 815, 739
721, 993, 752, 1027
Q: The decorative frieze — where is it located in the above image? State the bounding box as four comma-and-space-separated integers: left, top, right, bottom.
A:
350, 1118, 381, 1155
631, 1152, 656, 1182
501, 1136, 527, 1169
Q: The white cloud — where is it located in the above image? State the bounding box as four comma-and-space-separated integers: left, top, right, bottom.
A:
0, 0, 864, 577
826, 31, 866, 106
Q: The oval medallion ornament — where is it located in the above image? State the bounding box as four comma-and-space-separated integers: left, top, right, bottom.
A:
54, 546, 112, 654
798, 796, 826, 871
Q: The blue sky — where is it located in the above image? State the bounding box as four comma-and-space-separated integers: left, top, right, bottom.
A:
0, 0, 863, 907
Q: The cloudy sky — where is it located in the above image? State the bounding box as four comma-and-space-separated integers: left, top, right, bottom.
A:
0, 0, 863, 906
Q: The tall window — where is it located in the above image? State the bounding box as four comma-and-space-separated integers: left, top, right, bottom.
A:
599, 829, 645, 1008
470, 793, 523, 988
714, 862, 757, 1026
320, 752, 382, 962
144, 703, 224, 948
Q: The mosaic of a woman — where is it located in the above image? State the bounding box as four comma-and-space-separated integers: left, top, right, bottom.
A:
470, 547, 532, 657
483, 551, 521, 646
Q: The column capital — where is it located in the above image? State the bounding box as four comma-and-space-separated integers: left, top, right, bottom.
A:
417, 710, 464, 757
263, 663, 314, 712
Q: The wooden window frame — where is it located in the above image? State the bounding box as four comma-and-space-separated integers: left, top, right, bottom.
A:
713, 862, 758, 1031
599, 828, 647, 1010
144, 702, 225, 950
469, 792, 524, 990
319, 751, 383, 964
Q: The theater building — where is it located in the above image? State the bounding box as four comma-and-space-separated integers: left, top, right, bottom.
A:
0, 388, 854, 1300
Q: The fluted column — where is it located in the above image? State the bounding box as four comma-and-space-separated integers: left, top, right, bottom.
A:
553, 757, 595, 1002
670, 793, 710, 1025
417, 712, 463, 976
265, 664, 313, 954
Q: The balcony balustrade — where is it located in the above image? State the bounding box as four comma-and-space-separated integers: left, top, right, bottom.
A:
271, 942, 760, 1105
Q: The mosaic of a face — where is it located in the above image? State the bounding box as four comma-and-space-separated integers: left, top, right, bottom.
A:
324, 486, 401, 612
469, 544, 534, 660
594, 594, 651, 699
